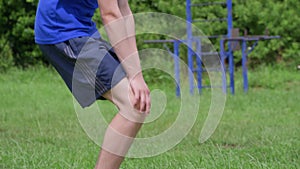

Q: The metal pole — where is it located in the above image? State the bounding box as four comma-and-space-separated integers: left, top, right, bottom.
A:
220, 39, 227, 93
186, 0, 194, 94
196, 38, 202, 93
227, 0, 233, 38
174, 41, 181, 96
227, 0, 234, 94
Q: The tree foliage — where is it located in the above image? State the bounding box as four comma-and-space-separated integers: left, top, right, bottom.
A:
0, 0, 299, 70
233, 0, 300, 65
0, 0, 41, 70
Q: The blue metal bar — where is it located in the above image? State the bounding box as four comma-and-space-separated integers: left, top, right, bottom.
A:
186, 0, 194, 94
144, 35, 280, 45
196, 35, 227, 39
187, 47, 194, 95
226, 0, 233, 38
196, 38, 202, 93
222, 35, 280, 41
186, 0, 192, 39
241, 40, 248, 92
260, 35, 281, 39
220, 39, 227, 93
226, 0, 233, 54
228, 49, 234, 94
173, 41, 181, 97
227, 0, 234, 94
220, 35, 281, 94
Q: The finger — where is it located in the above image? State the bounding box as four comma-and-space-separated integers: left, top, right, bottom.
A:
139, 91, 146, 113
131, 86, 139, 106
145, 91, 151, 114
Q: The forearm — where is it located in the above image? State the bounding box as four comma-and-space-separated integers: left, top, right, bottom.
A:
119, 3, 138, 57
105, 20, 142, 79
99, 1, 142, 79
118, 0, 139, 60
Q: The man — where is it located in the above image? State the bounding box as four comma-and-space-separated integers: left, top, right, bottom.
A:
35, 0, 151, 168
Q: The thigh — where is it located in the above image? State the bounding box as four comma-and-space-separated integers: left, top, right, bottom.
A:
39, 37, 127, 108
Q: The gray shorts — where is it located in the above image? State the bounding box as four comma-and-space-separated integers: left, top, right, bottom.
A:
39, 37, 126, 107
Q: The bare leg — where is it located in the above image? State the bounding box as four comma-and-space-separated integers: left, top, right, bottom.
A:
95, 114, 142, 169
94, 78, 146, 169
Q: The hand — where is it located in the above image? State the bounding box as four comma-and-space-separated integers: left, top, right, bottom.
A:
129, 73, 151, 114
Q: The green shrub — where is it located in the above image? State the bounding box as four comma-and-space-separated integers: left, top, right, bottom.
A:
0, 38, 14, 72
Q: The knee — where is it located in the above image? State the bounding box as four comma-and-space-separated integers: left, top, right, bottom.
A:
107, 78, 147, 123
116, 95, 147, 124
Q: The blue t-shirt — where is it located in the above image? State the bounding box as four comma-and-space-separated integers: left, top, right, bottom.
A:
35, 0, 100, 44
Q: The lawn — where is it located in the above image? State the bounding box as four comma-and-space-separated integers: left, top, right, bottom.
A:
0, 66, 299, 169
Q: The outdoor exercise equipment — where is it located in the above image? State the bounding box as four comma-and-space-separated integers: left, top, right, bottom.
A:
145, 0, 280, 95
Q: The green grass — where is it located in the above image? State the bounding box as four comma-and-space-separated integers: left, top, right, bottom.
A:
0, 66, 299, 169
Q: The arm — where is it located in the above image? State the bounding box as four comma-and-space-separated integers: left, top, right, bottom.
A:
97, 0, 150, 113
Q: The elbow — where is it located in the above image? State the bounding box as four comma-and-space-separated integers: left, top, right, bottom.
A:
101, 10, 123, 25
